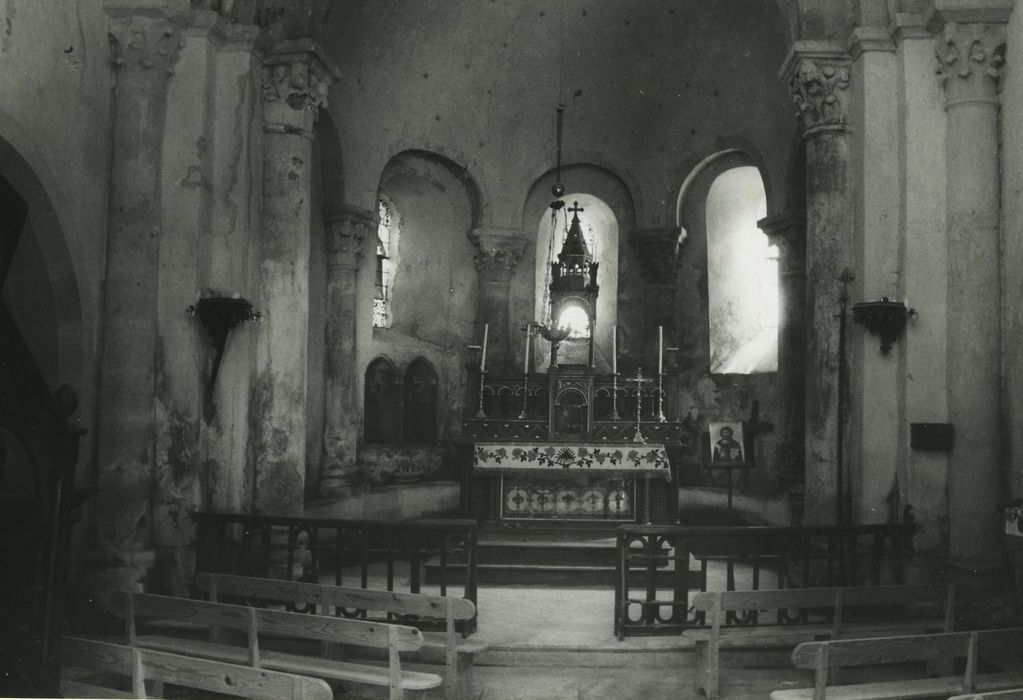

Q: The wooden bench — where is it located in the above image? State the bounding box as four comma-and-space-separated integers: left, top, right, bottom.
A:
948, 691, 1023, 700
770, 628, 1023, 700
60, 636, 333, 699
684, 584, 955, 699
195, 571, 486, 699
111, 590, 443, 700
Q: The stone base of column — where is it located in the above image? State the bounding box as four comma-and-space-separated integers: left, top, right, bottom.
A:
77, 547, 156, 614
318, 467, 350, 498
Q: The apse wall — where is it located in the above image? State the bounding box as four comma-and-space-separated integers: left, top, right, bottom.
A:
325, 0, 794, 225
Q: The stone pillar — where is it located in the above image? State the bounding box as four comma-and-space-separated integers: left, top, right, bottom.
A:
759, 211, 807, 488
783, 45, 854, 525
319, 206, 375, 498
92, 0, 187, 592
934, 7, 1009, 570
251, 41, 337, 514
469, 227, 528, 375
630, 226, 685, 370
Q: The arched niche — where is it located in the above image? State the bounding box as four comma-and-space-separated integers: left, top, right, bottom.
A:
360, 150, 481, 443
519, 164, 635, 373
403, 357, 438, 444
363, 356, 400, 444
532, 193, 619, 371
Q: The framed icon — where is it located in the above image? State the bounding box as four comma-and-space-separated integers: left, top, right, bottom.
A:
708, 421, 745, 465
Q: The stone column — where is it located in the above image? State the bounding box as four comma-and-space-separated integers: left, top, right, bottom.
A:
92, 0, 187, 592
319, 206, 375, 498
758, 211, 807, 487
251, 41, 337, 514
630, 226, 685, 370
934, 7, 1009, 571
783, 46, 854, 525
469, 227, 528, 375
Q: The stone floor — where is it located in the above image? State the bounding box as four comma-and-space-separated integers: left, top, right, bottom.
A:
334, 559, 810, 699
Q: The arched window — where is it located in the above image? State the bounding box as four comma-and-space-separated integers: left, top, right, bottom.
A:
403, 357, 438, 444
364, 357, 400, 443
706, 166, 777, 373
373, 198, 400, 329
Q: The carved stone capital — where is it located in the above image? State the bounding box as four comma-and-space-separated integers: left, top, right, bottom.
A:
758, 210, 806, 274
324, 206, 377, 269
469, 227, 528, 276
629, 226, 686, 285
782, 43, 851, 134
261, 40, 340, 137
105, 1, 189, 79
935, 21, 1006, 105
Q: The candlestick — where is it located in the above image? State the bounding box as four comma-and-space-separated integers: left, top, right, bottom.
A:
523, 323, 530, 375
611, 371, 620, 421
658, 326, 663, 375
476, 369, 487, 419
632, 367, 647, 444
480, 323, 489, 372
612, 324, 617, 374
656, 372, 666, 423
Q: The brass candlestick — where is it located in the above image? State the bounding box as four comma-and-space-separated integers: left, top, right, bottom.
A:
476, 370, 487, 419
611, 372, 621, 422
656, 372, 666, 423
632, 368, 647, 444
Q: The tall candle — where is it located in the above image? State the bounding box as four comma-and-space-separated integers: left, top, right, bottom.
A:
480, 323, 489, 372
658, 325, 663, 374
612, 324, 617, 374
523, 324, 530, 375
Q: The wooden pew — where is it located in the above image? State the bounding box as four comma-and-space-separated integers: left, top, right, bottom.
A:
60, 636, 332, 699
770, 628, 1023, 700
685, 584, 955, 699
194, 571, 485, 699
948, 691, 1023, 700
110, 590, 443, 700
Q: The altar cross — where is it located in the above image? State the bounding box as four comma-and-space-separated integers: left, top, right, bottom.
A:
567, 201, 584, 216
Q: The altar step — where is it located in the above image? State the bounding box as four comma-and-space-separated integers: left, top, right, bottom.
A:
425, 531, 702, 587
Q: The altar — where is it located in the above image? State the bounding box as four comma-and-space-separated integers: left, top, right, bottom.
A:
474, 441, 670, 522
461, 202, 689, 528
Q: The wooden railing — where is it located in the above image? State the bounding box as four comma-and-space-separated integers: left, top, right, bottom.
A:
192, 512, 478, 632
614, 523, 916, 638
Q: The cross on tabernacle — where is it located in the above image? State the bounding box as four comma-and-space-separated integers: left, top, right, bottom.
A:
567, 201, 584, 216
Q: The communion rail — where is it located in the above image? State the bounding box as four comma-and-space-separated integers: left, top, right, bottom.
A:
192, 512, 478, 632
614, 522, 915, 638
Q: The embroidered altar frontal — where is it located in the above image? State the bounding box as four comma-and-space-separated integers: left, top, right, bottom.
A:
473, 443, 670, 475
474, 443, 670, 521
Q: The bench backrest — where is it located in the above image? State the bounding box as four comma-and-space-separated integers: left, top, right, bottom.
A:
110, 590, 423, 652
791, 628, 1023, 697
948, 691, 1023, 700
194, 572, 477, 621
62, 636, 333, 700
692, 583, 953, 615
